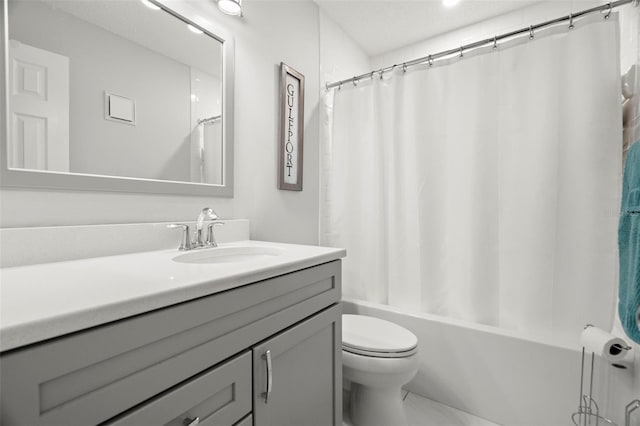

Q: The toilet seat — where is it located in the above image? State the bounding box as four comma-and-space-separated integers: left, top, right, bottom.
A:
342, 314, 418, 358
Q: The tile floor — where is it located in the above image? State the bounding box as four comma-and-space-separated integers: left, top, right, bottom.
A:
343, 391, 502, 426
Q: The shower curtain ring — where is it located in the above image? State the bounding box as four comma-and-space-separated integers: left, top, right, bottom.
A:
402, 63, 407, 73
493, 36, 498, 50
353, 76, 359, 86
428, 55, 433, 67
604, 2, 612, 19
569, 13, 575, 29
528, 25, 534, 40
370, 71, 375, 80
459, 46, 464, 58
338, 81, 342, 91
379, 70, 384, 79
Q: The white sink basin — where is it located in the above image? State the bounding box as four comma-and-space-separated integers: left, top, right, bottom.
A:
172, 246, 284, 264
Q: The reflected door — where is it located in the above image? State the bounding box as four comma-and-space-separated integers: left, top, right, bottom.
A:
9, 40, 69, 172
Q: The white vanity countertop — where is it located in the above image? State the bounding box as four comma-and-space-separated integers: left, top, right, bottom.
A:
0, 241, 346, 352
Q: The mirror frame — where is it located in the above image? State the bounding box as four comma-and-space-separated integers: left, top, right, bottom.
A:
0, 0, 234, 197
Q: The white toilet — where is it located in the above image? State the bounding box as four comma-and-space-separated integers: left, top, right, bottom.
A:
342, 314, 419, 426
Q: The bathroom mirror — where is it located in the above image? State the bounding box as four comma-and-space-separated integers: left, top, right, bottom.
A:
1, 0, 234, 196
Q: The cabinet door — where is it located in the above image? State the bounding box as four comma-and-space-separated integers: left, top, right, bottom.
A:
253, 304, 342, 426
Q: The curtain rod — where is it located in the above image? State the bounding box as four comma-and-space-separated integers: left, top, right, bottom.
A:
197, 115, 221, 125
325, 0, 638, 90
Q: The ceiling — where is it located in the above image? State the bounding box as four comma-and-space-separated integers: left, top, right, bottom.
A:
315, 0, 563, 57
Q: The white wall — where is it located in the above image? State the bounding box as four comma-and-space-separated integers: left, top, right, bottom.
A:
217, 0, 322, 244
319, 9, 371, 89
619, 2, 639, 74
1, 0, 324, 246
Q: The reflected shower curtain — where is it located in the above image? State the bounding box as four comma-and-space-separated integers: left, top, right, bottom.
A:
320, 14, 623, 343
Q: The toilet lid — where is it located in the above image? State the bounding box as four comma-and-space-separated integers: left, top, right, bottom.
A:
342, 314, 418, 358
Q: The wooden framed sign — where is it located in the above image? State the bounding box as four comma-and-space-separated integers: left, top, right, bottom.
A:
278, 62, 305, 191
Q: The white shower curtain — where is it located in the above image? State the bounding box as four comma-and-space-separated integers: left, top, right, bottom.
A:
320, 14, 623, 343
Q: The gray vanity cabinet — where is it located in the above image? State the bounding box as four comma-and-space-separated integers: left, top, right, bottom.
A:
253, 304, 341, 426
0, 260, 342, 426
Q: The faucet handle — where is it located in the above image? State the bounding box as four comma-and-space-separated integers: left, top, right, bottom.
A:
206, 221, 225, 247
167, 223, 193, 251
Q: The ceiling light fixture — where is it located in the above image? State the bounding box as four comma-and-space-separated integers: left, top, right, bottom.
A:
140, 0, 161, 11
218, 0, 242, 16
443, 0, 461, 7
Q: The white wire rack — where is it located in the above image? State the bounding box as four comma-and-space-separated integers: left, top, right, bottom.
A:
571, 348, 617, 426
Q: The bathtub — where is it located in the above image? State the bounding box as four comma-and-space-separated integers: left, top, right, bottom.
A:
342, 298, 631, 426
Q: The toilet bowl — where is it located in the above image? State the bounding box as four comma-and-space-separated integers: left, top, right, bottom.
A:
342, 314, 419, 426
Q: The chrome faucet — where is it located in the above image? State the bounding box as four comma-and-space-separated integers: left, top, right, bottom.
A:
195, 207, 218, 247
168, 207, 224, 250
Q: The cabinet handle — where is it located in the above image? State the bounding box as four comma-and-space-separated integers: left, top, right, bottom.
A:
262, 350, 273, 404
183, 417, 199, 426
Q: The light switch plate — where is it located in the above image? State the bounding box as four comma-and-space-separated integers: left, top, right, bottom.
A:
105, 91, 136, 125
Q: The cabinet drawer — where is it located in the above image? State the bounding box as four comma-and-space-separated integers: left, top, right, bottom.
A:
105, 351, 251, 426
1, 261, 341, 426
